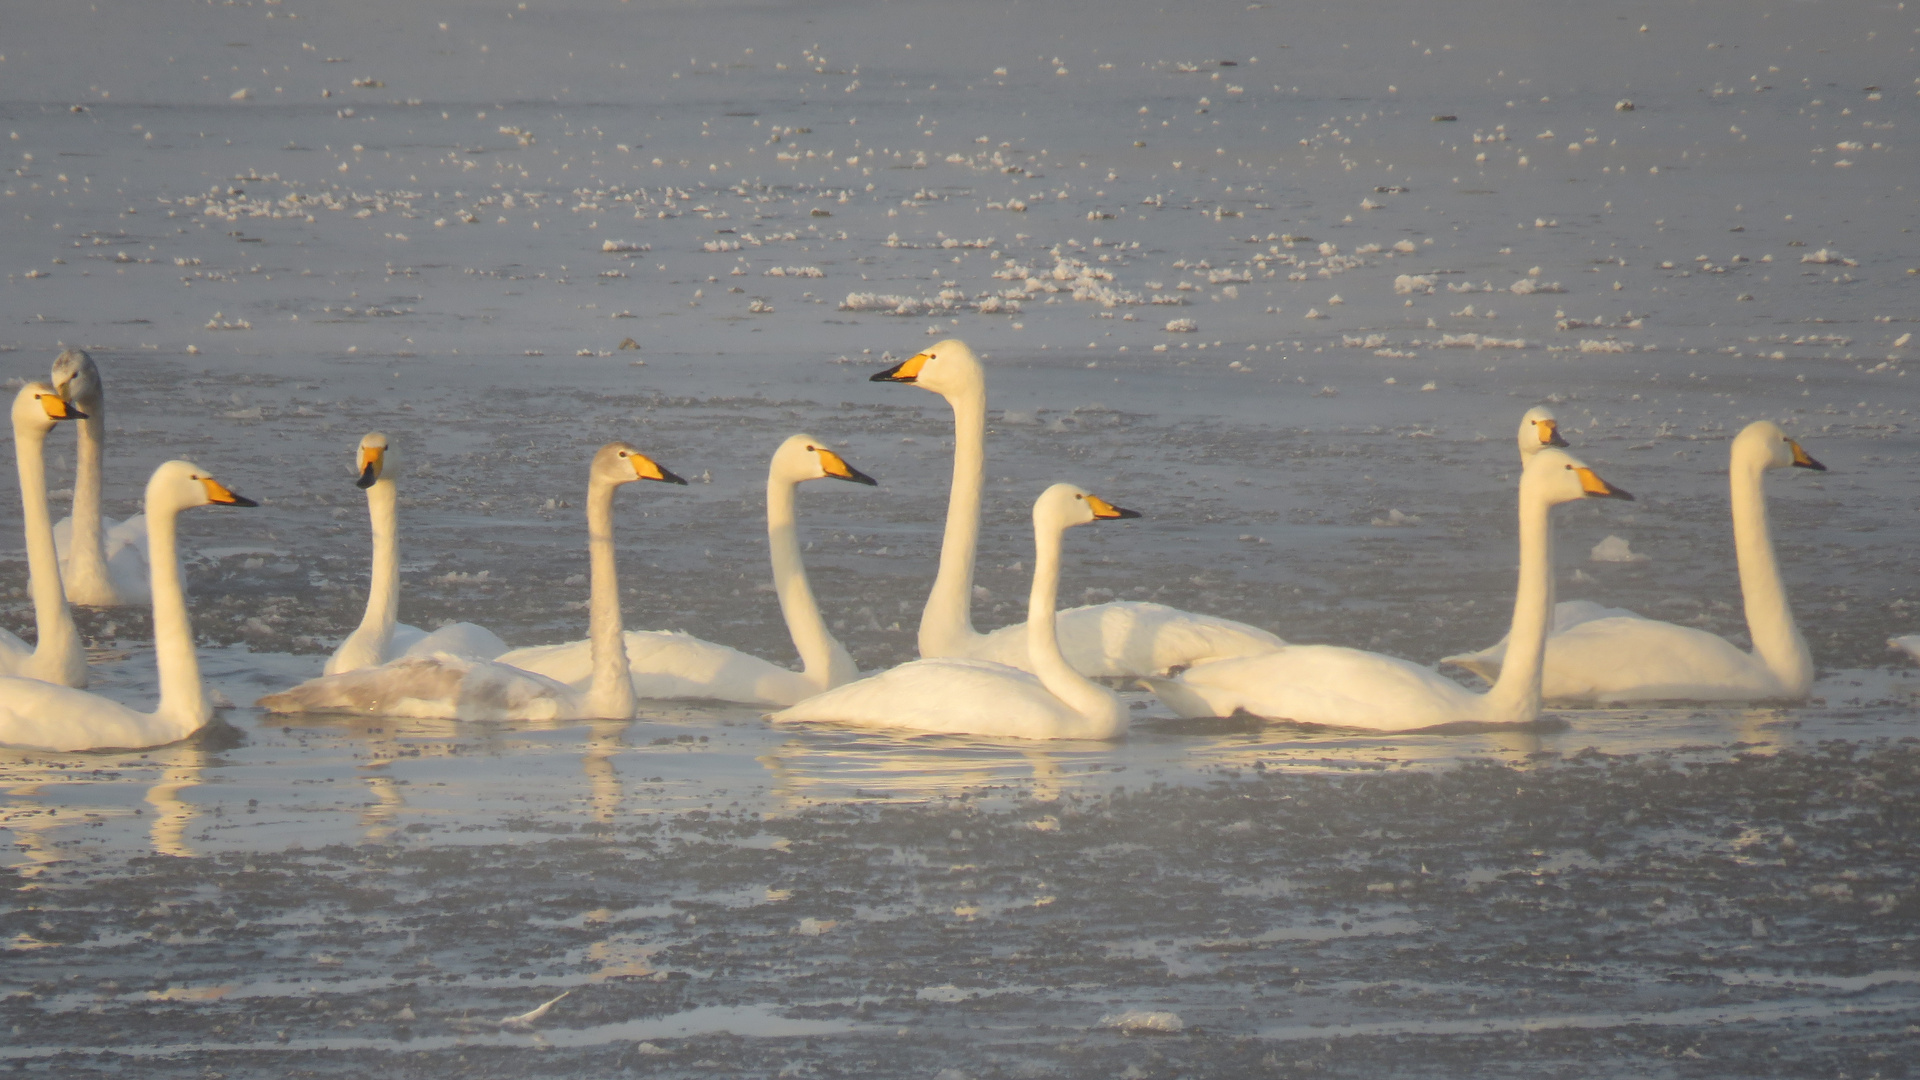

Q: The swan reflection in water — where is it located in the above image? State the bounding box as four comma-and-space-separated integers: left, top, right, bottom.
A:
145, 740, 207, 857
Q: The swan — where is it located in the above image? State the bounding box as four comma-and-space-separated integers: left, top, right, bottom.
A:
772, 483, 1140, 740
497, 434, 876, 706
871, 339, 1282, 676
324, 432, 507, 675
1143, 449, 1633, 730
1443, 421, 1824, 702
257, 442, 685, 721
48, 349, 152, 607
1891, 637, 1920, 665
0, 460, 257, 752
0, 383, 89, 688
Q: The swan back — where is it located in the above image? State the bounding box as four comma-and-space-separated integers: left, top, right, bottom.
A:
1517, 406, 1568, 459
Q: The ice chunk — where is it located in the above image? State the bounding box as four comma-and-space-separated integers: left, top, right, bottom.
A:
1590, 535, 1649, 563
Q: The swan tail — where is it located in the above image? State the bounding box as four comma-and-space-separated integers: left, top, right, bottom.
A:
1438, 647, 1503, 683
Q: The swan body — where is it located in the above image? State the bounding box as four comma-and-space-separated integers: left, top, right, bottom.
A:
0, 384, 88, 687
871, 339, 1282, 676
1891, 636, 1920, 665
49, 349, 151, 607
1443, 421, 1823, 702
259, 443, 685, 721
498, 434, 874, 706
966, 601, 1283, 678
1145, 450, 1632, 730
324, 433, 505, 675
773, 483, 1138, 740
0, 461, 257, 752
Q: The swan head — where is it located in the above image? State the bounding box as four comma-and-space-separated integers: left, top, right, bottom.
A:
869, 338, 983, 398
1734, 420, 1825, 473
147, 460, 259, 515
1526, 448, 1633, 506
776, 433, 878, 486
1036, 482, 1142, 532
1518, 406, 1569, 458
354, 432, 391, 489
49, 348, 103, 412
13, 381, 87, 434
593, 442, 688, 487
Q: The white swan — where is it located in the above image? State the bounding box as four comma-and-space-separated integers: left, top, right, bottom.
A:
871, 339, 1283, 676
773, 483, 1139, 740
0, 461, 257, 752
1891, 636, 1920, 665
324, 432, 507, 675
0, 383, 88, 688
257, 442, 685, 721
1143, 449, 1633, 730
49, 349, 152, 607
497, 434, 875, 706
1444, 421, 1823, 702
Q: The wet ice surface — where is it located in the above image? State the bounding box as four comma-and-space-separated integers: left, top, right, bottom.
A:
3, 0, 1919, 1074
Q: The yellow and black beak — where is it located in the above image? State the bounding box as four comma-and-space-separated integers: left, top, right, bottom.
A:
1087, 494, 1143, 520
1539, 418, 1569, 448
38, 393, 87, 421
818, 448, 878, 486
629, 453, 689, 485
869, 350, 930, 383
355, 446, 385, 490
1575, 467, 1633, 501
201, 477, 259, 507
1789, 440, 1826, 472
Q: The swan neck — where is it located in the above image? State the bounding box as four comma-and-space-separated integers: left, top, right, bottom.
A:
70, 401, 107, 566
358, 479, 401, 649
583, 476, 635, 719
1026, 517, 1112, 722
15, 419, 83, 683
919, 383, 986, 657
1730, 457, 1811, 694
767, 470, 856, 691
1485, 482, 1552, 720
146, 499, 207, 730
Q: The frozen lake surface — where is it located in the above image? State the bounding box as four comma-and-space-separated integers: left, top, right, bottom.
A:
2, 0, 1917, 1074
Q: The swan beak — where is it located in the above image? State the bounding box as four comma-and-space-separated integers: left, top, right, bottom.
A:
869, 350, 930, 383
1087, 495, 1143, 520
1575, 467, 1633, 501
1539, 418, 1569, 447
38, 394, 87, 421
355, 446, 385, 489
817, 448, 878, 486
201, 477, 259, 507
1789, 440, 1826, 471
630, 454, 689, 485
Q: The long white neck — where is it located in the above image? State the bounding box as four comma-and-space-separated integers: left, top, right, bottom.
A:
69, 398, 109, 577
581, 476, 636, 719
1730, 456, 1812, 695
767, 469, 857, 691
1483, 478, 1553, 722
1026, 517, 1120, 726
14, 418, 85, 686
920, 382, 987, 657
330, 479, 399, 674
145, 498, 208, 734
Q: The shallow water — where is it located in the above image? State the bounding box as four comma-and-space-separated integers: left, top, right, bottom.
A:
3, 0, 1918, 1074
